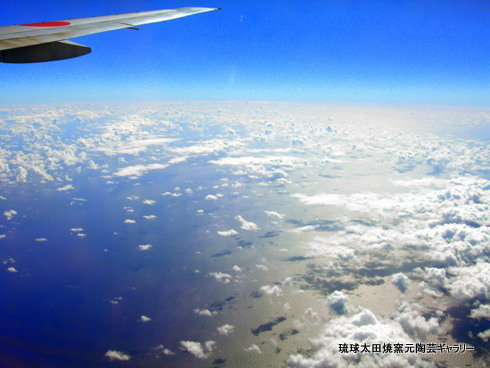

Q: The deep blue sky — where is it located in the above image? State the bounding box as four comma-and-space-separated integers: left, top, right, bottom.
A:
1, 0, 489, 105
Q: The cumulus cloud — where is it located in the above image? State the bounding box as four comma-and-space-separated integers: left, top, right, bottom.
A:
139, 315, 152, 322
104, 350, 131, 361
162, 191, 182, 197
114, 164, 168, 178
142, 199, 156, 205
326, 290, 349, 314
208, 272, 232, 284
56, 184, 74, 192
217, 229, 238, 237
180, 340, 216, 359
7, 267, 18, 273
265, 210, 285, 220
4, 210, 17, 220
394, 303, 440, 340
124, 219, 136, 224
287, 309, 431, 368
447, 262, 490, 302
470, 304, 490, 319
205, 194, 218, 201
143, 215, 157, 220
35, 238, 48, 242
256, 264, 269, 271
235, 215, 259, 231
478, 329, 490, 342
305, 236, 357, 261
209, 156, 298, 174
392, 273, 410, 293
138, 244, 152, 251
260, 285, 283, 297
154, 344, 175, 356
194, 309, 217, 317
245, 344, 262, 354
232, 265, 242, 272
217, 324, 235, 336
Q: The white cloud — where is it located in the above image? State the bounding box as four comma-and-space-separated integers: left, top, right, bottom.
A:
143, 215, 157, 220
56, 184, 74, 192
208, 272, 232, 284
392, 273, 410, 293
124, 219, 136, 224
235, 215, 259, 231
139, 315, 152, 322
478, 329, 490, 341
104, 350, 131, 361
154, 344, 175, 356
205, 194, 218, 201
138, 244, 152, 251
217, 229, 238, 237
260, 285, 283, 297
245, 344, 262, 354
232, 265, 242, 272
4, 210, 17, 220
194, 309, 217, 317
114, 164, 168, 178
97, 138, 177, 155
287, 309, 432, 368
179, 340, 216, 359
470, 304, 490, 319
447, 261, 490, 302
326, 290, 349, 314
395, 303, 440, 340
171, 139, 241, 156
162, 192, 181, 197
256, 264, 269, 271
142, 199, 156, 205
35, 238, 48, 242
217, 324, 235, 336
265, 210, 284, 220
7, 267, 18, 273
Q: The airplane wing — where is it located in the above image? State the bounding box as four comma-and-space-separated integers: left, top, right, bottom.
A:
0, 7, 219, 63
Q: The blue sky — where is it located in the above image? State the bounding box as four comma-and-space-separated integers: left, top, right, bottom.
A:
1, 0, 489, 105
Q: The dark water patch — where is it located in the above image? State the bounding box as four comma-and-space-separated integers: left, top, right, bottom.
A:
212, 358, 226, 367
209, 296, 235, 313
251, 317, 287, 336
344, 260, 429, 279
350, 219, 378, 227
300, 275, 357, 295
278, 329, 299, 341
237, 240, 253, 248
447, 304, 490, 356
285, 256, 314, 262
393, 164, 417, 174
212, 250, 233, 258
286, 219, 343, 232
306, 263, 344, 277
464, 220, 481, 228
259, 231, 281, 238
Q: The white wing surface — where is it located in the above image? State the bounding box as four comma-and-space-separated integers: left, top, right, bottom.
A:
0, 7, 219, 63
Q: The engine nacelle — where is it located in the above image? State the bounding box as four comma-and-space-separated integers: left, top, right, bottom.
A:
0, 40, 91, 63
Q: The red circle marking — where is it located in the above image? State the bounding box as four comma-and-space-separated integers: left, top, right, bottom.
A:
20, 21, 71, 27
